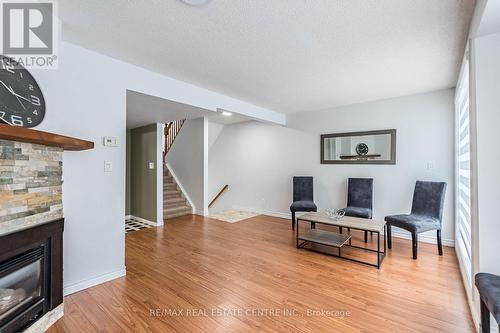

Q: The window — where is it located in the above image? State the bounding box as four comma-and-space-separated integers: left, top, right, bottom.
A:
455, 50, 472, 287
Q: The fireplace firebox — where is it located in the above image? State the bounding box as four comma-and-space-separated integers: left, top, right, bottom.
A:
0, 219, 63, 332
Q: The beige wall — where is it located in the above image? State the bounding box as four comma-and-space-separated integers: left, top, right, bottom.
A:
130, 124, 158, 222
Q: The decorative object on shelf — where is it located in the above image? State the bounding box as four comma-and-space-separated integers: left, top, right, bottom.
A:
324, 208, 345, 220
356, 143, 369, 156
339, 154, 381, 160
0, 55, 45, 128
320, 129, 396, 164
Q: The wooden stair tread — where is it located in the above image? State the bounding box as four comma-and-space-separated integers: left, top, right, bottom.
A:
164, 206, 191, 214
164, 190, 180, 195
164, 193, 182, 197
164, 211, 192, 219
164, 197, 186, 203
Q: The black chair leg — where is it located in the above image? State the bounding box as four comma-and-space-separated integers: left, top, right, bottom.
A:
437, 229, 443, 256
412, 232, 418, 259
291, 211, 295, 231
480, 298, 490, 333
311, 222, 316, 229
364, 231, 368, 243
387, 225, 392, 249
339, 227, 343, 234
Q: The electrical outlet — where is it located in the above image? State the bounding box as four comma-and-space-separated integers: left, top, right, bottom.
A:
149, 162, 155, 169
104, 161, 113, 172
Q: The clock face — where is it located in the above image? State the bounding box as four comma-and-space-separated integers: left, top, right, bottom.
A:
0, 55, 45, 128
356, 143, 369, 156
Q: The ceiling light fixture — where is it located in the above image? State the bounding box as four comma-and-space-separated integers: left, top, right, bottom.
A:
217, 108, 233, 116
180, 0, 212, 6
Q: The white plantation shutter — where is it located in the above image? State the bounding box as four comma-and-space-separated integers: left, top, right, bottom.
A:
455, 54, 472, 284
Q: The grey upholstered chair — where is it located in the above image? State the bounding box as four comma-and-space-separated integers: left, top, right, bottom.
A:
475, 273, 500, 332
341, 178, 373, 242
385, 181, 447, 259
290, 176, 317, 230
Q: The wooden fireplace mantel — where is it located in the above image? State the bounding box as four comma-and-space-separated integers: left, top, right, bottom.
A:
0, 124, 94, 151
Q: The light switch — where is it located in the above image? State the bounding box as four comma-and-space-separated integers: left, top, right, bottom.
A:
148, 162, 155, 170
104, 161, 113, 172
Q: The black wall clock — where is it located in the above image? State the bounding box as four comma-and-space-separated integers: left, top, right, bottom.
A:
356, 143, 369, 156
0, 55, 45, 128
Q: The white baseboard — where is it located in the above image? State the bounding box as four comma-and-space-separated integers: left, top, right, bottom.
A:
127, 215, 157, 226
232, 205, 290, 219
166, 163, 196, 215
233, 206, 454, 247
194, 209, 205, 216
63, 267, 126, 296
390, 229, 454, 247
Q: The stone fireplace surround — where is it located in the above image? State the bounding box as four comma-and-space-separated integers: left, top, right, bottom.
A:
0, 124, 93, 332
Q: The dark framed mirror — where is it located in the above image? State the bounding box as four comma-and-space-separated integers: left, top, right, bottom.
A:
320, 129, 396, 164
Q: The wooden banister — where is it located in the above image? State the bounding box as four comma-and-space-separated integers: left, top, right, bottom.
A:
209, 185, 229, 208
163, 119, 186, 161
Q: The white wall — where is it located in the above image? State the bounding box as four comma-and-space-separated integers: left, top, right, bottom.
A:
475, 31, 500, 276
31, 41, 282, 294
167, 118, 206, 215
209, 89, 455, 244
33, 43, 127, 294
208, 121, 225, 150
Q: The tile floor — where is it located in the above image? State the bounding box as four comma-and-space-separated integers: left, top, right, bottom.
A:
125, 217, 154, 233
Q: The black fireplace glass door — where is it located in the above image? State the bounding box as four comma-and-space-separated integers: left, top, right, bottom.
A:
0, 257, 43, 322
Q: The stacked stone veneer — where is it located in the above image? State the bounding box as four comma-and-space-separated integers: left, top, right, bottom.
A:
0, 140, 63, 229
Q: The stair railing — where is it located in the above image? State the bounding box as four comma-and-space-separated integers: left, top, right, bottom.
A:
209, 185, 229, 208
163, 119, 186, 161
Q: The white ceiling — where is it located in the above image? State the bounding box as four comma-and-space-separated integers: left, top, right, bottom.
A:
126, 90, 252, 129
60, 0, 475, 114
477, 0, 500, 37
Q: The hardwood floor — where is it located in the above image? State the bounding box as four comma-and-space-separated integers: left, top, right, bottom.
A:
48, 215, 474, 333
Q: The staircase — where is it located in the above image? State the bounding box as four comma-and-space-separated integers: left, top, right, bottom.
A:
164, 119, 185, 159
163, 168, 192, 219
163, 119, 192, 219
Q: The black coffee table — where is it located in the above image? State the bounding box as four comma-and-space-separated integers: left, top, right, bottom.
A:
296, 212, 387, 268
